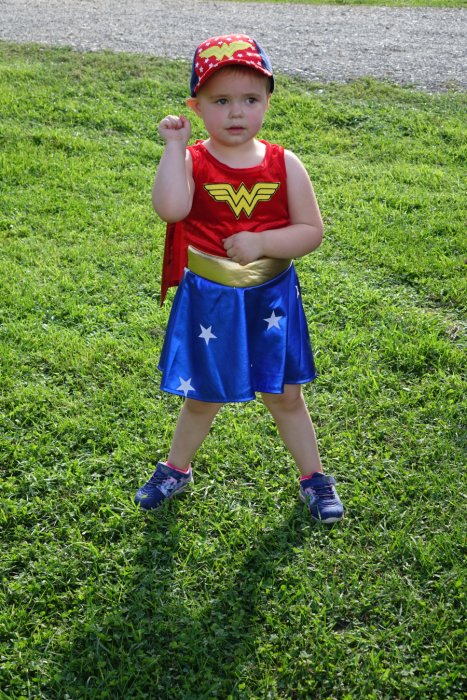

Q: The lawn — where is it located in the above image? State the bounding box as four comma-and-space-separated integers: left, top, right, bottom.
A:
0, 41, 465, 699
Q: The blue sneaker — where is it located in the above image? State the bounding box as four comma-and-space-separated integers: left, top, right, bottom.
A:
135, 462, 193, 510
299, 473, 344, 523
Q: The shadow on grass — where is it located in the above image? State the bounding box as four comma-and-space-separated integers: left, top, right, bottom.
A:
48, 499, 318, 698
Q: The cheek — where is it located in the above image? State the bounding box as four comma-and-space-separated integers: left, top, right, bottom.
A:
251, 109, 267, 126
203, 113, 221, 131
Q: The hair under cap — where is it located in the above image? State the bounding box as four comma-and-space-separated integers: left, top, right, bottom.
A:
190, 34, 274, 97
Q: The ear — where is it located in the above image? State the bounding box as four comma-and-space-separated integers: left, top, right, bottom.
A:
186, 97, 202, 117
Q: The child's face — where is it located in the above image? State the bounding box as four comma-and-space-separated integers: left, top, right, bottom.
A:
187, 67, 271, 148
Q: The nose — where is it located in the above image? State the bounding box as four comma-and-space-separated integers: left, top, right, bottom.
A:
229, 100, 243, 118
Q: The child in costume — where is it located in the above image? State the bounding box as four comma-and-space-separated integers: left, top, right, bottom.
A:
135, 34, 344, 523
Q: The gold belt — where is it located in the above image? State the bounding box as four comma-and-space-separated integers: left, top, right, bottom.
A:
187, 246, 291, 288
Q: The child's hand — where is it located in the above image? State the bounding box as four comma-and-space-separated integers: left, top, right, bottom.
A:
223, 231, 263, 265
158, 115, 191, 145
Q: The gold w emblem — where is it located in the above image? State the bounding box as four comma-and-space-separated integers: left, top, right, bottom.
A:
200, 40, 253, 61
204, 182, 280, 218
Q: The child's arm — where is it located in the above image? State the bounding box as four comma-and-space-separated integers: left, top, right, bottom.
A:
152, 115, 194, 223
223, 150, 323, 264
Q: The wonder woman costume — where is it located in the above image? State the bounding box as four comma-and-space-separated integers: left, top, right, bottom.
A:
158, 140, 317, 402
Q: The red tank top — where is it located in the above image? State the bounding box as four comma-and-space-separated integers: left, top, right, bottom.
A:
160, 140, 290, 302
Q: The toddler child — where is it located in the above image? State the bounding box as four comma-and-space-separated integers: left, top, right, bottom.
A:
135, 34, 344, 523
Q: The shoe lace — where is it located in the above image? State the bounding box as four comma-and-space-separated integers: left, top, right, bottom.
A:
304, 481, 334, 501
147, 468, 173, 488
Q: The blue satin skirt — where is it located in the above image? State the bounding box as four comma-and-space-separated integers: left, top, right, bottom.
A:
158, 263, 317, 403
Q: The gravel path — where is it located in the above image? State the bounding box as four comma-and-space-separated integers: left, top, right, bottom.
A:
1, 0, 466, 91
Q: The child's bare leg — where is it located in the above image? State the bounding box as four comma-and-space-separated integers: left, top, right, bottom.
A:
261, 384, 322, 477
167, 398, 224, 468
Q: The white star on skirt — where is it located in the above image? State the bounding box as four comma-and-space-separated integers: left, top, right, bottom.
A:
198, 324, 217, 346
177, 377, 195, 396
264, 309, 283, 330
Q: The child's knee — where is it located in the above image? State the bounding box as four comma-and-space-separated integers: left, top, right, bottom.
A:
184, 398, 224, 417
262, 385, 303, 413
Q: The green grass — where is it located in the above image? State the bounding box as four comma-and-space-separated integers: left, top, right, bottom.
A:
1, 41, 465, 699
218, 0, 467, 8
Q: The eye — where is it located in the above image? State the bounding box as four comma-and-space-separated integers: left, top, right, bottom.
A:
215, 98, 228, 105
246, 97, 258, 104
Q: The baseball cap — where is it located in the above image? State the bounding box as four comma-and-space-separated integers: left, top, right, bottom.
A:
190, 34, 274, 97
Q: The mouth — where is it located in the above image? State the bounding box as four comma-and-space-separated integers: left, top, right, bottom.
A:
227, 126, 245, 134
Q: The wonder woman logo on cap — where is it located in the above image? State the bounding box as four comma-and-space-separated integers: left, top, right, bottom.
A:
199, 39, 253, 61
190, 34, 274, 96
